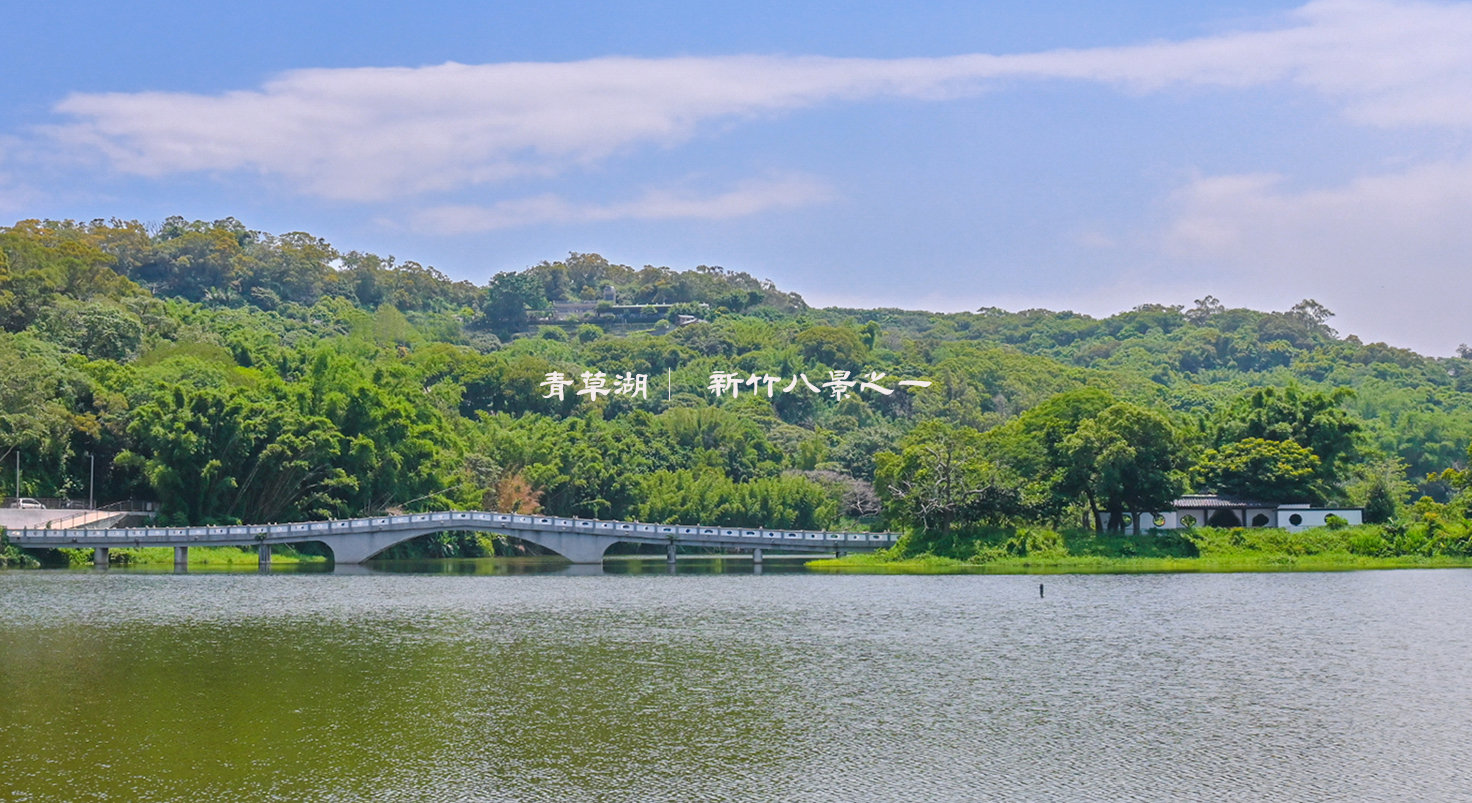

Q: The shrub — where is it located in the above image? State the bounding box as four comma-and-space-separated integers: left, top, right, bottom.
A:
1347, 529, 1389, 556
1004, 527, 1069, 558
1324, 514, 1348, 530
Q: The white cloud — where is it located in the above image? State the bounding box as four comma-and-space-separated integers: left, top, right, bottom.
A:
1162, 158, 1472, 353
410, 175, 835, 233
43, 0, 1472, 201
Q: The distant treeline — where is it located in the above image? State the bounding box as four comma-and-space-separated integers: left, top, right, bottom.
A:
4, 217, 1472, 559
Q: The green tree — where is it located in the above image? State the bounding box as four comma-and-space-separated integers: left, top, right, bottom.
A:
635, 468, 836, 529
1346, 457, 1414, 524
0, 220, 142, 330
29, 299, 145, 361
875, 421, 1031, 537
116, 386, 256, 523
478, 271, 548, 339
1058, 403, 1184, 531
795, 325, 866, 368
116, 384, 351, 524
1195, 437, 1321, 504
1216, 385, 1361, 491
0, 332, 96, 497
984, 388, 1117, 477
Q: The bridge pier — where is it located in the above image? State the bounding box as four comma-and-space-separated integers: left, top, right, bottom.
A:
174, 546, 188, 570
752, 547, 762, 565
666, 543, 677, 563
93, 547, 108, 568
258, 543, 271, 569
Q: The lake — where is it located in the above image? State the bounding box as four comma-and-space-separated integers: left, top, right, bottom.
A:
2, 562, 1470, 802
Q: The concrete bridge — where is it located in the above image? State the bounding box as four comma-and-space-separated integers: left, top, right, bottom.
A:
8, 511, 898, 567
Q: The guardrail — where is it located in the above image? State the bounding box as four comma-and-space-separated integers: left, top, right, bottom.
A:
15, 510, 898, 546
39, 510, 118, 529
37, 501, 161, 530
97, 499, 160, 512
3, 497, 88, 510
3, 498, 160, 512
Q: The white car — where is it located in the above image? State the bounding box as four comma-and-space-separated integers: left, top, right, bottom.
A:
10, 498, 44, 509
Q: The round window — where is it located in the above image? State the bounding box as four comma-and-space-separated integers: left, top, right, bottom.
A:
1152, 514, 1167, 527
1180, 514, 1197, 527
1289, 513, 1303, 526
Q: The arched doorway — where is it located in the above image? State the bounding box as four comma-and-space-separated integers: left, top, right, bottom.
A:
1208, 509, 1242, 528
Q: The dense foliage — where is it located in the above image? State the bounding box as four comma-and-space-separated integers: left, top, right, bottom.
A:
6, 217, 1472, 559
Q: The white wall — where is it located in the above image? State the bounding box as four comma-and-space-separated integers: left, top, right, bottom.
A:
1281, 509, 1362, 532
1131, 508, 1362, 532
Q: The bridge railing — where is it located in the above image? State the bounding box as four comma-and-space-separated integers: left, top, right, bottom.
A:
13, 510, 899, 545
39, 510, 117, 529
4, 497, 160, 511
4, 497, 87, 510
39, 500, 161, 530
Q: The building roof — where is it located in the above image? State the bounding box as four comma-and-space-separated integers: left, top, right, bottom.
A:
1171, 494, 1280, 509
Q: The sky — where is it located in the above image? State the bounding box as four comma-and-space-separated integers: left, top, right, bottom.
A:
3, 0, 1470, 354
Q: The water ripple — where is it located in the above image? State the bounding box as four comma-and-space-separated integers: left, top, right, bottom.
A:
2, 569, 1471, 801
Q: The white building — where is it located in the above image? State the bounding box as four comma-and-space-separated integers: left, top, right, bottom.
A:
1133, 495, 1362, 532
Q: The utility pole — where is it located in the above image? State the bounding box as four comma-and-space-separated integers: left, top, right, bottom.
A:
89, 453, 95, 509
14, 450, 18, 499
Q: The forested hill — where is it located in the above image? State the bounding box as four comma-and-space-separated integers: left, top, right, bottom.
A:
3, 217, 1471, 540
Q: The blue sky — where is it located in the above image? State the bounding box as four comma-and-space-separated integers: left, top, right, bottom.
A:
4, 0, 1471, 354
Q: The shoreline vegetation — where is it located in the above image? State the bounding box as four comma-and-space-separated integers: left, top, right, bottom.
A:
807, 523, 1472, 574
7, 218, 1472, 568
7, 525, 1472, 574
0, 536, 327, 568
808, 551, 1472, 574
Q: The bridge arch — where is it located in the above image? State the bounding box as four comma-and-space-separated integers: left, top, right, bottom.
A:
313, 522, 625, 564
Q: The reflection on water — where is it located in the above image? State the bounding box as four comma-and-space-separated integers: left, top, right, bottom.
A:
89, 555, 804, 576
364, 555, 805, 575
3, 566, 1472, 802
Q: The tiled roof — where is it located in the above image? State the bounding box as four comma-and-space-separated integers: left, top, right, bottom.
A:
1171, 495, 1279, 509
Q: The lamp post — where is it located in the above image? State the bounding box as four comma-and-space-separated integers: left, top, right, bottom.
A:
89, 453, 95, 510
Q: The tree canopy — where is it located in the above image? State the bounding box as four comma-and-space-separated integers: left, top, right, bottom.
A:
1195, 438, 1322, 505
4, 216, 1472, 553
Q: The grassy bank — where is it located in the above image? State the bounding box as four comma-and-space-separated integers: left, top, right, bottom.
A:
35, 545, 329, 567
808, 550, 1472, 574
0, 528, 324, 568
809, 523, 1472, 574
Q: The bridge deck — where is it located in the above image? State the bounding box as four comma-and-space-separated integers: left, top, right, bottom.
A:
9, 511, 897, 560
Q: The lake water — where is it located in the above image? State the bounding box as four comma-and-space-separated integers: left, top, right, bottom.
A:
3, 562, 1471, 802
